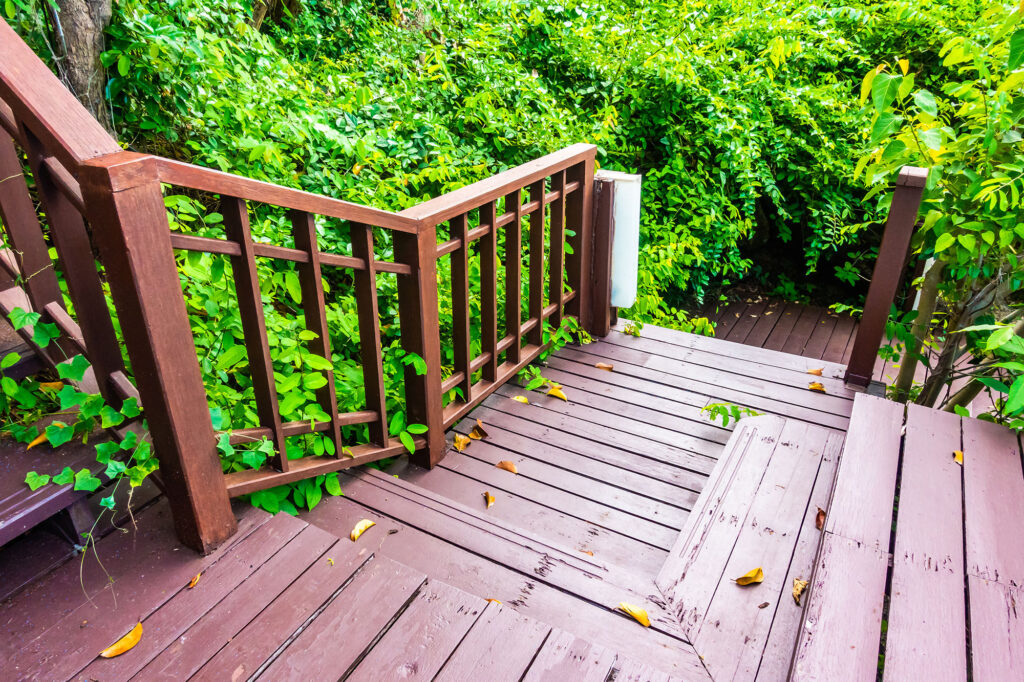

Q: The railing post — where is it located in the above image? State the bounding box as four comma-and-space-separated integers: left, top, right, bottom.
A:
844, 166, 928, 387
395, 223, 446, 468
565, 156, 596, 333
589, 176, 616, 337
79, 151, 236, 554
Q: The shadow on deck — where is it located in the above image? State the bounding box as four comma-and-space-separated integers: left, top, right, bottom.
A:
0, 322, 858, 680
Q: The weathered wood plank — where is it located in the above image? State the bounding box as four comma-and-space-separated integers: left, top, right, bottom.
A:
745, 300, 785, 348
435, 601, 550, 681
522, 629, 618, 681
762, 303, 803, 353
790, 533, 889, 682
545, 353, 710, 408
824, 393, 903, 550
726, 299, 768, 344
802, 313, 839, 360
967, 576, 1024, 680
883, 404, 966, 682
821, 315, 856, 365
258, 557, 427, 680
962, 416, 1024, 584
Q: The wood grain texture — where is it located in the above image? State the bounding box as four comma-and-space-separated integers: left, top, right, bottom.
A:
883, 404, 966, 682
967, 576, 1024, 680
522, 629, 618, 681
435, 601, 551, 681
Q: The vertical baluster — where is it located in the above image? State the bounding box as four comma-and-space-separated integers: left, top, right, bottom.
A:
564, 157, 596, 332
450, 213, 472, 402
528, 180, 546, 347
21, 126, 124, 399
395, 226, 445, 467
504, 188, 522, 365
350, 223, 389, 448
480, 200, 498, 383
548, 171, 566, 331
0, 134, 63, 316
590, 176, 616, 337
222, 196, 288, 470
290, 210, 343, 458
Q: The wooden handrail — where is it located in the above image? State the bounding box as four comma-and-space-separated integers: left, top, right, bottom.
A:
844, 166, 928, 387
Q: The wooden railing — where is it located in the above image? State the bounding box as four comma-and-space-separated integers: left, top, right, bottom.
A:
0, 19, 609, 552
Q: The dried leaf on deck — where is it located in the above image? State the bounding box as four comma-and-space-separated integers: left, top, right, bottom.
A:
487, 598, 502, 604
953, 450, 964, 465
547, 386, 568, 401
187, 572, 202, 589
484, 491, 495, 508
793, 578, 809, 605
807, 368, 824, 376
453, 434, 471, 452
496, 460, 518, 474
808, 382, 826, 393
350, 519, 376, 541
758, 602, 770, 609
618, 602, 651, 627
469, 419, 489, 440
595, 362, 614, 372
734, 567, 764, 586
580, 549, 594, 556
39, 381, 64, 392
99, 622, 143, 658
815, 507, 826, 531
513, 395, 530, 404
26, 432, 47, 450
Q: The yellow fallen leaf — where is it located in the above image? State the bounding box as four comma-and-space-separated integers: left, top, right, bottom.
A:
806, 368, 823, 376
618, 602, 650, 627
453, 434, 471, 452
547, 386, 568, 401
327, 558, 335, 566
793, 578, 809, 605
39, 381, 64, 392
808, 382, 826, 393
595, 362, 614, 372
469, 419, 489, 440
735, 567, 764, 586
815, 507, 826, 531
26, 432, 47, 450
512, 395, 529, 404
580, 549, 594, 556
953, 450, 963, 465
496, 460, 518, 474
484, 491, 495, 508
350, 519, 375, 541
486, 598, 502, 604
99, 622, 143, 658
187, 573, 202, 589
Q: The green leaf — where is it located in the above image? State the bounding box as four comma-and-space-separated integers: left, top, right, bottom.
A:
871, 73, 903, 112
859, 68, 877, 105
918, 128, 942, 151
399, 430, 415, 454
45, 421, 75, 447
325, 472, 342, 496
934, 233, 955, 252
406, 423, 428, 435
958, 234, 977, 252
100, 495, 116, 510
985, 325, 1015, 351
74, 469, 103, 492
1010, 30, 1024, 71
57, 355, 91, 382
100, 404, 125, 428
305, 483, 322, 510
913, 89, 938, 117
1, 352, 20, 370
216, 345, 248, 370
52, 466, 74, 486
303, 353, 334, 370
1006, 377, 1024, 413
303, 373, 328, 390
105, 460, 127, 479
978, 376, 1010, 394
25, 471, 51, 491
870, 113, 902, 144
117, 54, 130, 77
95, 441, 120, 463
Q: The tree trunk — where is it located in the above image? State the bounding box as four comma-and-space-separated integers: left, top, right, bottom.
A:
251, 0, 277, 30
893, 260, 945, 402
52, 0, 113, 134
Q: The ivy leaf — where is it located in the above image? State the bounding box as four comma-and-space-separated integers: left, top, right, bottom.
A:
44, 421, 75, 447
52, 466, 74, 486
100, 405, 125, 428
57, 355, 91, 382
74, 469, 103, 492
25, 471, 51, 491
120, 398, 142, 419
100, 495, 116, 510
241, 447, 268, 470
95, 441, 120, 464
105, 460, 128, 479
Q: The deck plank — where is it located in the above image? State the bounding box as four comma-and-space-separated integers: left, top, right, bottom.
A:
435, 601, 550, 681
824, 394, 903, 550
800, 312, 838, 360
545, 353, 709, 408
790, 532, 889, 682
821, 315, 856, 365
780, 306, 823, 356
522, 629, 618, 681
762, 303, 804, 353
883, 405, 966, 682
962, 416, 1024, 584
726, 299, 768, 344
967, 576, 1024, 680
745, 300, 785, 348
259, 557, 428, 680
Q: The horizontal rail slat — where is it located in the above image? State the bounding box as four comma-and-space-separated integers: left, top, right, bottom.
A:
224, 411, 378, 445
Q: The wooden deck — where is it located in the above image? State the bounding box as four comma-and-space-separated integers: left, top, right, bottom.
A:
0, 322, 860, 680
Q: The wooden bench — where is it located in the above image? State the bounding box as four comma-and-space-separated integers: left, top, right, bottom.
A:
792, 395, 1024, 681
